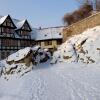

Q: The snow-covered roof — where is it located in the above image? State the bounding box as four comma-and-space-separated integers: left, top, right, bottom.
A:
32, 27, 63, 41
0, 15, 8, 25
13, 19, 26, 30
0, 15, 31, 30
0, 15, 64, 41
13, 19, 32, 30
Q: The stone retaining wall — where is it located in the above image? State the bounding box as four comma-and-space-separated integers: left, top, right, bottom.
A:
63, 12, 100, 42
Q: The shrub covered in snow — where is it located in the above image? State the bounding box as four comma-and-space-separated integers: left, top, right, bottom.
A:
51, 26, 100, 64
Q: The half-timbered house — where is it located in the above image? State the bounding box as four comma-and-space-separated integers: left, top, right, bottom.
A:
0, 15, 35, 59
0, 15, 64, 60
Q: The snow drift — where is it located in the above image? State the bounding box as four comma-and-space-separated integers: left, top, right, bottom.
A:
51, 26, 100, 64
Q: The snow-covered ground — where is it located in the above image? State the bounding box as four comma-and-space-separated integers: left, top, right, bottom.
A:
0, 26, 100, 100
0, 62, 100, 100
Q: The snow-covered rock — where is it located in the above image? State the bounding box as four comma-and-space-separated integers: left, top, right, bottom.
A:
0, 46, 51, 77
6, 47, 31, 62
52, 26, 100, 64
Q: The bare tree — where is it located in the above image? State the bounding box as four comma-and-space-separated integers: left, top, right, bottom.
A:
63, 13, 74, 25
63, 0, 100, 26
63, 3, 93, 25
76, 0, 100, 11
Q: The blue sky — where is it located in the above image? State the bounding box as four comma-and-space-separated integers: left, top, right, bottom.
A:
0, 0, 78, 28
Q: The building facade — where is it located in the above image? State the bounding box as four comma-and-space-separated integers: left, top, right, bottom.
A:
0, 15, 35, 60
35, 27, 64, 52
0, 15, 64, 60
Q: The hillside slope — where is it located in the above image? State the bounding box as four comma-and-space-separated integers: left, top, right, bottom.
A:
52, 26, 100, 64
